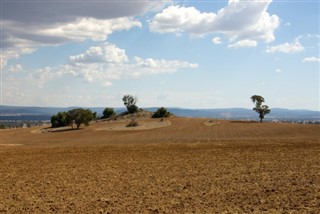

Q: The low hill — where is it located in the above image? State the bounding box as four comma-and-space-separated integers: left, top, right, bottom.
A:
1, 105, 319, 122
1, 117, 320, 146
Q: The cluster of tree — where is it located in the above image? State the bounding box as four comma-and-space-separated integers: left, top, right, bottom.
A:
51, 95, 139, 129
51, 108, 96, 129
0, 124, 6, 129
101, 95, 138, 119
50, 94, 271, 129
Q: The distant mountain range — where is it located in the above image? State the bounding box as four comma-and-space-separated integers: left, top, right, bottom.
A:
0, 105, 319, 122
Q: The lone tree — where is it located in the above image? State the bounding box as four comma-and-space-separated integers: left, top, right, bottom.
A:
122, 95, 138, 113
67, 108, 95, 129
250, 95, 271, 122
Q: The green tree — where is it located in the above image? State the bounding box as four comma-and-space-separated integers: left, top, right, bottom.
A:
67, 108, 94, 129
102, 107, 116, 119
122, 95, 138, 113
251, 95, 271, 122
152, 107, 172, 118
0, 124, 6, 129
51, 111, 71, 128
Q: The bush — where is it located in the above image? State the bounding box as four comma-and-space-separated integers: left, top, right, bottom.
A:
102, 107, 116, 119
126, 119, 139, 127
51, 111, 71, 128
152, 107, 171, 118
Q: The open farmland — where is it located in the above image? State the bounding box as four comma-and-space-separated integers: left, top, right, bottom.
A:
1, 117, 320, 213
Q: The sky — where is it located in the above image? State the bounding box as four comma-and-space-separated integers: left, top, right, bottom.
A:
1, 0, 319, 110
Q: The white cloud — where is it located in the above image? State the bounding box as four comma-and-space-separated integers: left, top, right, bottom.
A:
28, 43, 198, 87
28, 66, 54, 88
2, 18, 141, 67
266, 38, 304, 54
150, 1, 279, 45
38, 17, 142, 43
1, 1, 167, 67
302, 57, 320, 63
212, 37, 222, 44
70, 43, 128, 64
228, 39, 257, 48
8, 64, 23, 73
102, 81, 113, 88
275, 68, 282, 73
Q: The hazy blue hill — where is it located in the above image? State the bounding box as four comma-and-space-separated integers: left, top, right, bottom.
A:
0, 105, 67, 115
0, 105, 319, 122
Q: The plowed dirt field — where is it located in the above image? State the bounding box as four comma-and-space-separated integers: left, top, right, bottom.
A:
1, 118, 320, 213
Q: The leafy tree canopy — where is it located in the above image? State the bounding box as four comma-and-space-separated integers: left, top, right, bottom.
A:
51, 111, 71, 128
67, 108, 95, 129
122, 95, 138, 114
250, 95, 271, 122
152, 107, 172, 118
51, 109, 95, 129
102, 107, 116, 119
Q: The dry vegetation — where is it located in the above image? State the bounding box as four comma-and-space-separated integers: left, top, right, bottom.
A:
1, 118, 320, 213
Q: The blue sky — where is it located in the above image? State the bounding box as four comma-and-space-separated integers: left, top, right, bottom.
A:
1, 0, 319, 110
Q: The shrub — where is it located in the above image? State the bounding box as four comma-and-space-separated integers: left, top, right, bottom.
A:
126, 119, 139, 127
102, 107, 116, 119
51, 111, 71, 128
152, 107, 171, 118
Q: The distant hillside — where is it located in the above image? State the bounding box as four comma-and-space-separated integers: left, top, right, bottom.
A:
163, 108, 320, 122
0, 105, 319, 122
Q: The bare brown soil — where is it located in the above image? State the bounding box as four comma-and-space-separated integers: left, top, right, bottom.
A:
1, 118, 320, 213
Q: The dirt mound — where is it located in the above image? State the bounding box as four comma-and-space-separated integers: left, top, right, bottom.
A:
114, 109, 154, 120
96, 119, 171, 131
203, 119, 220, 126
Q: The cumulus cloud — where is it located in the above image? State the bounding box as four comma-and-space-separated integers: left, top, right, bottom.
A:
1, 1, 167, 67
212, 37, 222, 44
266, 38, 304, 54
8, 64, 23, 73
28, 43, 198, 87
302, 57, 320, 63
150, 0, 279, 46
70, 43, 128, 64
228, 39, 257, 48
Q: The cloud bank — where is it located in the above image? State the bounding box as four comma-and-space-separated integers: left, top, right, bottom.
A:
150, 0, 279, 46
28, 43, 198, 87
1, 0, 167, 68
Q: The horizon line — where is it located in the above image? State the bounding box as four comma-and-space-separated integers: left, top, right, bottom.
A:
1, 104, 319, 112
